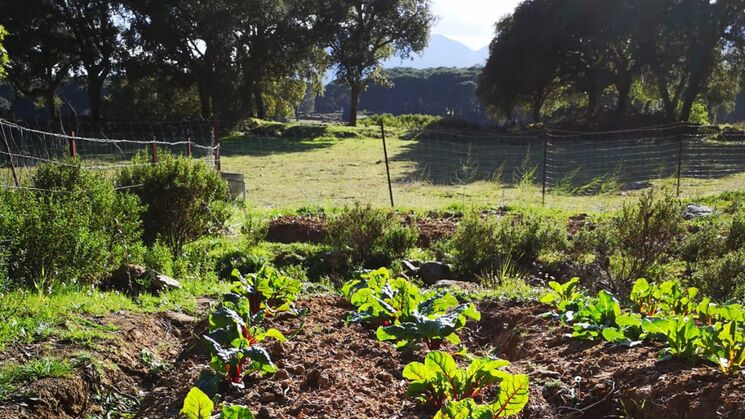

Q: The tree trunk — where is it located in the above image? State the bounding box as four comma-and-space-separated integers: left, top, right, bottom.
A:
46, 88, 58, 121
197, 82, 212, 120
254, 85, 266, 120
616, 80, 631, 115
88, 76, 104, 121
349, 82, 360, 126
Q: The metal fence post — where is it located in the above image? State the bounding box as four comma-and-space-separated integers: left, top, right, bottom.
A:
676, 124, 684, 197
212, 120, 221, 172
69, 130, 77, 158
542, 128, 548, 206
380, 121, 395, 208
186, 137, 192, 158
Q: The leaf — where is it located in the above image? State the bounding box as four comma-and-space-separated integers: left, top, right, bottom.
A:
435, 399, 492, 419
262, 328, 287, 342
493, 374, 530, 417
220, 404, 256, 419
180, 387, 214, 419
402, 362, 433, 382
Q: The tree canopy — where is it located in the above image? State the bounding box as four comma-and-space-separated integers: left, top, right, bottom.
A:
478, 0, 745, 127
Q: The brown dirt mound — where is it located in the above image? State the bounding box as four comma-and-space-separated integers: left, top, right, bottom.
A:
463, 300, 745, 419
0, 311, 196, 419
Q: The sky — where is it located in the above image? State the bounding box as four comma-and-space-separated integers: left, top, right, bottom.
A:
431, 0, 522, 50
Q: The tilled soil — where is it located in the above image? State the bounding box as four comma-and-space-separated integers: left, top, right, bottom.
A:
4, 296, 744, 418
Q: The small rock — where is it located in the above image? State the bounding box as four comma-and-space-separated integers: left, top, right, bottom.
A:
683, 204, 714, 220
317, 373, 332, 389
164, 311, 196, 324
620, 181, 653, 191
259, 392, 276, 403
274, 369, 290, 381
292, 364, 306, 376
106, 264, 147, 293
376, 371, 393, 383
304, 368, 321, 386
148, 271, 180, 293
418, 261, 453, 285
432, 280, 480, 291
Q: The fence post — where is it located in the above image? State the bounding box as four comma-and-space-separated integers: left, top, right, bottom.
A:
150, 135, 158, 164
186, 137, 192, 158
69, 130, 77, 158
1, 130, 20, 187
542, 128, 548, 206
212, 120, 221, 172
380, 121, 395, 208
676, 124, 684, 197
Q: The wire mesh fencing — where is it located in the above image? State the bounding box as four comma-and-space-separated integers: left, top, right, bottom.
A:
0, 119, 218, 191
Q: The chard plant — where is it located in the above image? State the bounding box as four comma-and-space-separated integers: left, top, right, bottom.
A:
231, 265, 302, 315
403, 351, 529, 418
630, 279, 699, 317
181, 387, 256, 419
343, 268, 480, 350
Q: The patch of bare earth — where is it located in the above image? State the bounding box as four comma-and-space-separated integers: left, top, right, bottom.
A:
463, 300, 745, 419
0, 310, 198, 419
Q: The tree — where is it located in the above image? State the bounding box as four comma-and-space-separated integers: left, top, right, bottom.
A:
328, 0, 436, 126
0, 25, 8, 80
55, 0, 124, 120
477, 0, 564, 123
234, 0, 331, 119
0, 1, 76, 120
125, 0, 241, 120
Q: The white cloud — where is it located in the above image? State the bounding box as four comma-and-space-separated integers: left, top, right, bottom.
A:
431, 0, 521, 49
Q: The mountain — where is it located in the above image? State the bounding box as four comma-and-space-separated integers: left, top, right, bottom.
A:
382, 34, 489, 69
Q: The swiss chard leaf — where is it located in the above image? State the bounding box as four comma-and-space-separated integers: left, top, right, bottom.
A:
181, 387, 214, 419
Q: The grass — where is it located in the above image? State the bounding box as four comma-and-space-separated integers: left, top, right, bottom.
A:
220, 121, 745, 213
0, 276, 231, 351
0, 358, 74, 401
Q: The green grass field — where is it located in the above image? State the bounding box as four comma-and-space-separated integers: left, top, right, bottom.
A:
219, 122, 745, 213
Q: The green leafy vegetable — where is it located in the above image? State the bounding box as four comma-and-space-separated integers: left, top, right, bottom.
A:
181, 387, 214, 419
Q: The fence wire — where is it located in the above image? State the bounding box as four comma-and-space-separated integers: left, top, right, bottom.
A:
0, 119, 218, 191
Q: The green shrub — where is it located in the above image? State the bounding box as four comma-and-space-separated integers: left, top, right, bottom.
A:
144, 241, 174, 276
327, 204, 417, 264
118, 151, 230, 254
693, 249, 745, 302
0, 162, 143, 289
361, 114, 440, 130
444, 212, 565, 278
608, 190, 684, 296
678, 218, 726, 265
383, 224, 419, 259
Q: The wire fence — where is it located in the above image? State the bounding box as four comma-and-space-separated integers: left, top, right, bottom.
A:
3, 119, 745, 210
222, 121, 745, 210
0, 119, 219, 191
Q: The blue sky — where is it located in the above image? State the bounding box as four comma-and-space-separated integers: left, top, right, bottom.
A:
432, 0, 521, 50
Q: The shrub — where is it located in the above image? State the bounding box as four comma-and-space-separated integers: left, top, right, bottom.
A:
608, 190, 683, 296
444, 212, 565, 278
118, 151, 230, 254
692, 249, 745, 302
144, 241, 174, 276
0, 162, 143, 289
326, 204, 417, 264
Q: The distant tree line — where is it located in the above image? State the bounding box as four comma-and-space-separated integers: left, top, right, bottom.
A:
316, 67, 486, 122
0, 0, 435, 126
478, 0, 745, 127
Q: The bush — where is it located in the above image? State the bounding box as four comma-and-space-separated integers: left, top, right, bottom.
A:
443, 212, 565, 278
608, 190, 684, 296
326, 204, 417, 265
118, 151, 230, 254
0, 161, 143, 289
693, 249, 745, 302
144, 241, 174, 276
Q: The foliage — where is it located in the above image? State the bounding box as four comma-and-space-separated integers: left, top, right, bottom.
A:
539, 277, 582, 313
443, 212, 565, 278
328, 0, 436, 125
608, 191, 683, 296
0, 358, 73, 401
327, 204, 417, 264
342, 268, 479, 350
181, 387, 214, 419
229, 265, 303, 315
0, 162, 143, 289
0, 25, 8, 79
118, 151, 229, 254
403, 351, 529, 418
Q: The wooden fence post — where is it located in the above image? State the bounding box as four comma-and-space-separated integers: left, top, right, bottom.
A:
212, 121, 221, 172
1, 130, 20, 187
150, 135, 158, 164
69, 130, 77, 158
380, 121, 395, 207
186, 137, 192, 157
676, 123, 684, 197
